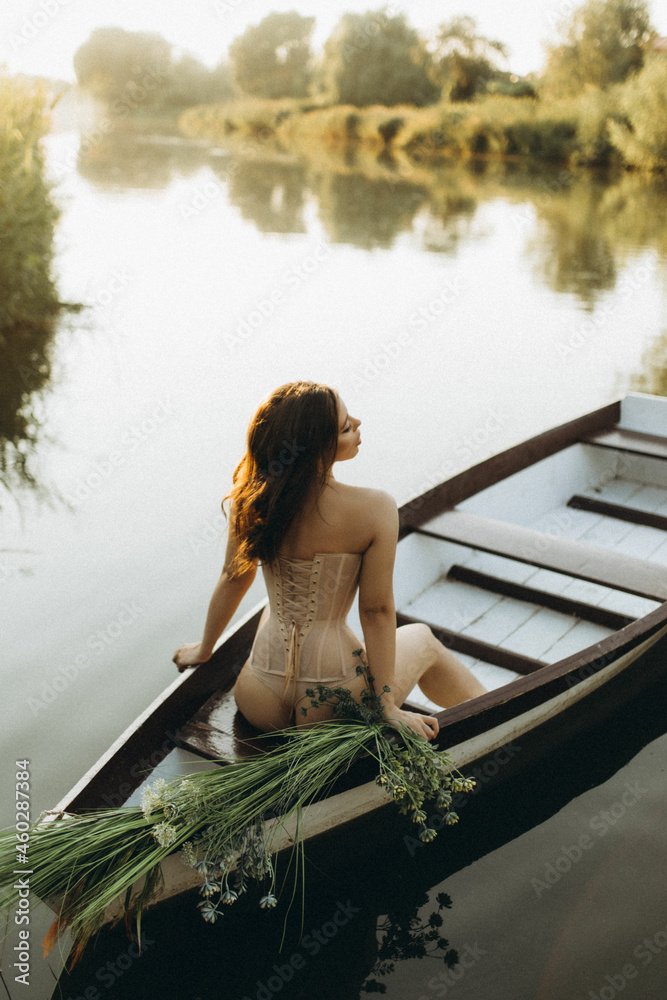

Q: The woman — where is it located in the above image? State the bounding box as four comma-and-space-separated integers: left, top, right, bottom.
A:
173, 381, 485, 740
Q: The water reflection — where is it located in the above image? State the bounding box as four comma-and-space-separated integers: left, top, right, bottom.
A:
76, 132, 212, 189
8, 132, 666, 508
70, 132, 667, 312
316, 172, 427, 250
223, 159, 309, 233
527, 180, 617, 309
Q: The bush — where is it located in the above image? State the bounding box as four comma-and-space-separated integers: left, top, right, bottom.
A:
608, 54, 667, 169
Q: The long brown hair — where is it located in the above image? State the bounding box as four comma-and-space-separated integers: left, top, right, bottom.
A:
225, 381, 339, 576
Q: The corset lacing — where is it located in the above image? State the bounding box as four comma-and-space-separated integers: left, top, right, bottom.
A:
273, 557, 321, 700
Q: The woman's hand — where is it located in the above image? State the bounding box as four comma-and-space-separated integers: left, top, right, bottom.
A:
383, 705, 439, 742
172, 642, 211, 673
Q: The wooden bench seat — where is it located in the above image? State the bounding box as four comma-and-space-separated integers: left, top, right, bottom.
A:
417, 510, 667, 603
582, 427, 667, 461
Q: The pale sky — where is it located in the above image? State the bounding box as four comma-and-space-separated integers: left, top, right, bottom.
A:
2, 0, 666, 83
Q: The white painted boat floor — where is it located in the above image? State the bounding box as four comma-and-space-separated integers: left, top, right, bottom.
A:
405, 475, 665, 715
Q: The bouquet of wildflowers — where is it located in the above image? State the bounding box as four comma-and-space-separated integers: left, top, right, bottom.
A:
0, 653, 474, 964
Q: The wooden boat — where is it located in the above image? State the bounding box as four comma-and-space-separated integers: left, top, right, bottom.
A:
49, 391, 667, 915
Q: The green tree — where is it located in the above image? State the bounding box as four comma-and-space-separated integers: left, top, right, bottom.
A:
74, 30, 234, 113
608, 54, 667, 168
318, 9, 440, 107
542, 0, 654, 98
73, 28, 172, 110
429, 16, 509, 102
229, 12, 314, 99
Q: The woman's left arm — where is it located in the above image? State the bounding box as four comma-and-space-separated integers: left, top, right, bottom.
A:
172, 507, 257, 671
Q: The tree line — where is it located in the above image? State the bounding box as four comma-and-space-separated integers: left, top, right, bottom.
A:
72, 1, 659, 114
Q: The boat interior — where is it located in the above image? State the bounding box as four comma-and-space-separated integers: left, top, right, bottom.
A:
397, 394, 667, 712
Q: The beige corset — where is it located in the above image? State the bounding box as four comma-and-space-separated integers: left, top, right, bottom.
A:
247, 552, 363, 699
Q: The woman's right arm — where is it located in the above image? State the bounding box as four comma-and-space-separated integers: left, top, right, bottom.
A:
358, 491, 438, 741
172, 506, 257, 671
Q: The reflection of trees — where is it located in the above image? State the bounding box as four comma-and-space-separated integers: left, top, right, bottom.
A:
524, 173, 667, 311
317, 172, 427, 249
76, 131, 211, 189
224, 159, 309, 233
631, 328, 667, 398
422, 175, 478, 254
598, 173, 667, 257
527, 180, 617, 309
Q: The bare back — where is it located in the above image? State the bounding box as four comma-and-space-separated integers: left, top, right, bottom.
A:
278, 480, 394, 561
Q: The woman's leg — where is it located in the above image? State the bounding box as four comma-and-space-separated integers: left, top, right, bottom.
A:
392, 623, 486, 709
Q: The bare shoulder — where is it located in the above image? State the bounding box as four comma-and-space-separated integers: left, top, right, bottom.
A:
337, 484, 398, 541
338, 483, 396, 513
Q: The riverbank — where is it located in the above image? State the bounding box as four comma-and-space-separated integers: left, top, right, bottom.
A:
177, 58, 667, 171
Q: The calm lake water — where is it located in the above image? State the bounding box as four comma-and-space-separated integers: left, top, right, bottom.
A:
2, 126, 667, 999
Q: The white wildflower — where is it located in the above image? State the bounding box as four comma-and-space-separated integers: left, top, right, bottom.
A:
152, 822, 178, 848
180, 841, 197, 868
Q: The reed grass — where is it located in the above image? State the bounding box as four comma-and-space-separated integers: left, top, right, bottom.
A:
1, 663, 474, 965
0, 73, 80, 499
